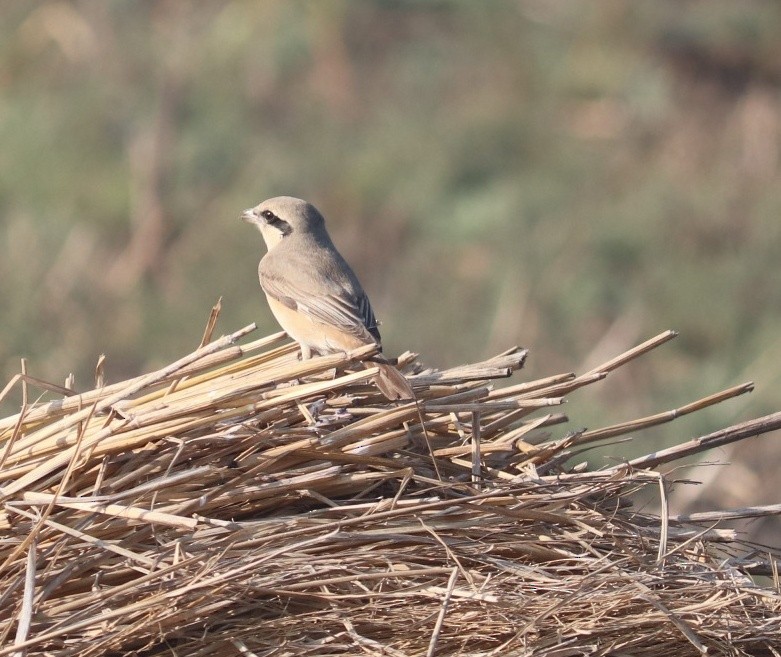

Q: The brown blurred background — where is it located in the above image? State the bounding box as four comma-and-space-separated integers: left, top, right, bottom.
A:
1, 1, 780, 542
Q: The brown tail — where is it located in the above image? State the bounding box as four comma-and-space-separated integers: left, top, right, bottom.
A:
373, 362, 415, 401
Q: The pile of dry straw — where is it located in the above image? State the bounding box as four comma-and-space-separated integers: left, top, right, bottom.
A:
2, 311, 781, 656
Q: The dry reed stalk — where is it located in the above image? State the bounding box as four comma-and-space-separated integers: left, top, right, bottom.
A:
0, 323, 780, 656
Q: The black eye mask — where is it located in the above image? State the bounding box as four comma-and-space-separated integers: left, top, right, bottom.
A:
261, 210, 292, 236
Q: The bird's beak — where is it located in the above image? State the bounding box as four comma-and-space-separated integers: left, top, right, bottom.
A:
240, 208, 257, 224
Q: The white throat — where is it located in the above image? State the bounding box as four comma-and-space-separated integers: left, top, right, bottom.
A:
259, 223, 286, 250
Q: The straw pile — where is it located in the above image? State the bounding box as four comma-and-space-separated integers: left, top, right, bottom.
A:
2, 317, 781, 656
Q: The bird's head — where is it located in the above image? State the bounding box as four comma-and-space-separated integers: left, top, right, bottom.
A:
241, 196, 326, 250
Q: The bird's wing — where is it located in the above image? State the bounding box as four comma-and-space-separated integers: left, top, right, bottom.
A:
260, 267, 381, 344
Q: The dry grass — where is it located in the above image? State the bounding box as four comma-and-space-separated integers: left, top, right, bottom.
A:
1, 317, 781, 656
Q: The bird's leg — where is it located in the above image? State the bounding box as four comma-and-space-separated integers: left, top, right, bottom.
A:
276, 343, 311, 389
294, 345, 335, 423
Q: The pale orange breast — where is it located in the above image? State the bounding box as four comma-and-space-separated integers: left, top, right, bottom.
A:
265, 295, 372, 353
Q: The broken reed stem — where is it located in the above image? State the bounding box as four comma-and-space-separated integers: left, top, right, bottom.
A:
471, 411, 481, 487
12, 538, 35, 653
583, 329, 678, 376
574, 381, 755, 447
622, 410, 781, 470
671, 503, 781, 523
426, 567, 459, 657
20, 492, 198, 530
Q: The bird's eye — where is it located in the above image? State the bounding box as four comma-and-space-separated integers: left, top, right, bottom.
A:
260, 209, 292, 236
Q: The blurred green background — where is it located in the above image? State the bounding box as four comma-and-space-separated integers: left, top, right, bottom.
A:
1, 2, 780, 535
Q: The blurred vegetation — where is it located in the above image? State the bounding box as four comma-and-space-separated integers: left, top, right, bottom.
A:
1, 1, 780, 526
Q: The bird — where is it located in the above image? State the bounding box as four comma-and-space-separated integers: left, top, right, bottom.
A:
241, 196, 414, 401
